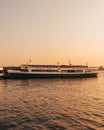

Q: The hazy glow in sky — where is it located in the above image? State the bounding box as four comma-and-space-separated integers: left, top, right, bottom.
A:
0, 0, 104, 66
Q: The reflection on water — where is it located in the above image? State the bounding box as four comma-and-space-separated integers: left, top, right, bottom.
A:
0, 72, 104, 130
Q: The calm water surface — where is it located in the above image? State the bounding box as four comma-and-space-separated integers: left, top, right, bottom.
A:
0, 72, 104, 130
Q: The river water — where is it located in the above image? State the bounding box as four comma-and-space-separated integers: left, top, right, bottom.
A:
0, 72, 104, 130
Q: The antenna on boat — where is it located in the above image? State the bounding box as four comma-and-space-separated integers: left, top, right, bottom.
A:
29, 59, 32, 65
87, 62, 89, 67
68, 59, 71, 66
57, 62, 60, 66
57, 62, 60, 71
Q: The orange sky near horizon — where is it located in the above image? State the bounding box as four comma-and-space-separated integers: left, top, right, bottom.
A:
0, 0, 104, 66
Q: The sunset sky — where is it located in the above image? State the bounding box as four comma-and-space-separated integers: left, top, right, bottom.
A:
0, 0, 104, 66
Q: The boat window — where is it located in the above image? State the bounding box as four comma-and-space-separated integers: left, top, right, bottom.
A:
31, 69, 58, 72
67, 70, 75, 72
75, 70, 83, 72
0, 70, 3, 73
21, 69, 28, 72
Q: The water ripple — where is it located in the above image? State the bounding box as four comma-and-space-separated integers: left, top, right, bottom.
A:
0, 72, 104, 130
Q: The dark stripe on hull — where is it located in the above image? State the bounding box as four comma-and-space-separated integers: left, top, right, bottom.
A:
3, 73, 98, 79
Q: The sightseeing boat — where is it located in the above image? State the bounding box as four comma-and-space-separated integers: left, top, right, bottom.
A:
3, 64, 98, 79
